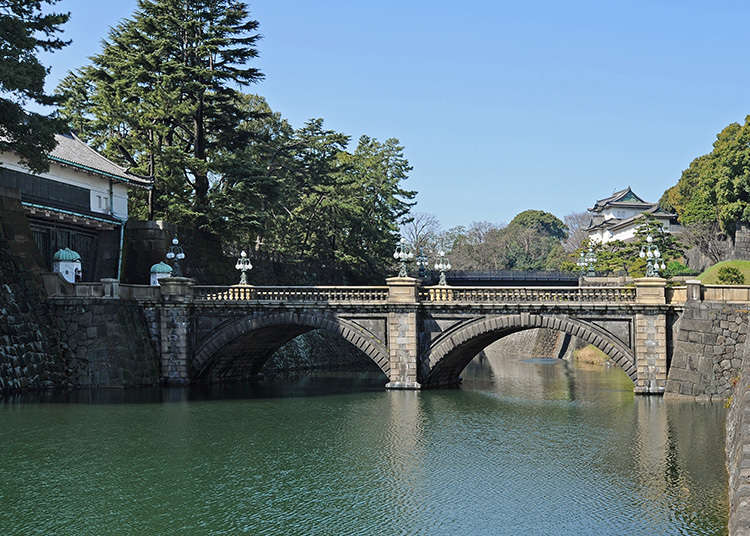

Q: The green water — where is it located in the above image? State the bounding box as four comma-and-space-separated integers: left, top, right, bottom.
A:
0, 355, 728, 535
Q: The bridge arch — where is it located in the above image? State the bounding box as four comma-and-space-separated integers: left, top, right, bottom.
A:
193, 311, 390, 381
422, 314, 636, 387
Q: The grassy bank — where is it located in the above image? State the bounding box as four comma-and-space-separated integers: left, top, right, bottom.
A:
698, 260, 750, 284
572, 344, 611, 365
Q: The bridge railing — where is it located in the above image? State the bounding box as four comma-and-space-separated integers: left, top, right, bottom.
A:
193, 285, 389, 303
418, 286, 637, 303
702, 285, 750, 303
666, 286, 687, 304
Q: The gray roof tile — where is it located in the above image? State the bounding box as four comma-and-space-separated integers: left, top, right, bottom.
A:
49, 133, 153, 188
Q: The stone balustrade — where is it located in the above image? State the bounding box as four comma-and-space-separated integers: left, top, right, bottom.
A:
419, 285, 637, 304
41, 275, 750, 309
703, 285, 750, 302
193, 285, 390, 303
666, 286, 687, 304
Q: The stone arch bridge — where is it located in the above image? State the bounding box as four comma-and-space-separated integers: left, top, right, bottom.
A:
94, 275, 692, 395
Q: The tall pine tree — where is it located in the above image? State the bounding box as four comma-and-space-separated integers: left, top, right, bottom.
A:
57, 0, 262, 225
0, 0, 69, 172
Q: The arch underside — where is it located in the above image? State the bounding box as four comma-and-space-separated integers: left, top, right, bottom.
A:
423, 314, 636, 388
193, 312, 390, 382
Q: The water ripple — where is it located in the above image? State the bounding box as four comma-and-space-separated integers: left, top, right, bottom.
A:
0, 361, 728, 536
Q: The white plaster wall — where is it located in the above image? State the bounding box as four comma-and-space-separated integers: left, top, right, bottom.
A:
611, 227, 636, 242
0, 151, 129, 220
602, 207, 642, 220
590, 216, 674, 244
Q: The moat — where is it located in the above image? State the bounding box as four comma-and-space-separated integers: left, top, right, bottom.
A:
0, 352, 728, 536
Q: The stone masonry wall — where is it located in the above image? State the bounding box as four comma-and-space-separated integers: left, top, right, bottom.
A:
727, 316, 750, 535
263, 330, 383, 376
732, 224, 750, 261
665, 301, 747, 401
487, 328, 570, 359
0, 190, 69, 394
49, 300, 159, 388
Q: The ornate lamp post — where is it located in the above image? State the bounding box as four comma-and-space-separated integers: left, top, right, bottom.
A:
393, 237, 414, 277
577, 244, 597, 277
165, 236, 186, 277
639, 235, 665, 277
415, 251, 429, 279
235, 250, 253, 285
434, 250, 452, 286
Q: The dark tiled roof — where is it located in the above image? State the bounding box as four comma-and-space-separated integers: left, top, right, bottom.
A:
49, 133, 153, 188
585, 205, 677, 232
591, 186, 651, 211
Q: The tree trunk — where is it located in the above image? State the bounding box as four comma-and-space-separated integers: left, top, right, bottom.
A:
193, 94, 208, 215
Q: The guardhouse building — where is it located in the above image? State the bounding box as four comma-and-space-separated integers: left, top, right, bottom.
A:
0, 133, 153, 279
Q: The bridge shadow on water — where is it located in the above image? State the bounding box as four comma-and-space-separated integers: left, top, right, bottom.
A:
0, 371, 389, 406
3, 355, 629, 407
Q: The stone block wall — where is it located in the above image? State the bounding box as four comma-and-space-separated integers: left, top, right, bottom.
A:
727, 317, 750, 535
634, 313, 668, 393
49, 300, 159, 388
486, 328, 570, 359
0, 191, 69, 394
263, 330, 384, 376
387, 309, 419, 388
665, 301, 747, 400
123, 220, 235, 285
732, 224, 750, 261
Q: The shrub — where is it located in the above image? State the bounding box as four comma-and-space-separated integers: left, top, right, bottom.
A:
717, 265, 745, 285
664, 261, 695, 277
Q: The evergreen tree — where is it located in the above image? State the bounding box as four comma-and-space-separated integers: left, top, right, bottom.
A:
261, 122, 416, 282
57, 0, 262, 224
564, 216, 685, 277
660, 116, 750, 237
0, 0, 69, 172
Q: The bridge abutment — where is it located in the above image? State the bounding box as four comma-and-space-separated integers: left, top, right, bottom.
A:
384, 277, 421, 389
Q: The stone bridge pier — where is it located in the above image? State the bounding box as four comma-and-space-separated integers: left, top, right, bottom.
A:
150, 276, 674, 394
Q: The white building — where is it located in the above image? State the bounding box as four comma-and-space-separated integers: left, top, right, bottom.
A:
586, 187, 680, 244
0, 133, 153, 279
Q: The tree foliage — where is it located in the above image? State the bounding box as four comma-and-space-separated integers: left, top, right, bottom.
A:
57, 0, 263, 223
436, 210, 567, 271
662, 117, 750, 236
267, 128, 415, 282
565, 216, 685, 277
0, 0, 69, 172
509, 210, 568, 240
56, 1, 416, 283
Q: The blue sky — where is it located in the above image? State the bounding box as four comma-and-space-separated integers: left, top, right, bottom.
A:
40, 0, 750, 228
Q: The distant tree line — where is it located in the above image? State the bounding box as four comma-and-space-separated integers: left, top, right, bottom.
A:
402, 209, 572, 273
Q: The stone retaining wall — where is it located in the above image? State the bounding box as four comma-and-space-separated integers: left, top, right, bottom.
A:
49, 300, 160, 388
727, 318, 750, 535
0, 191, 68, 393
264, 330, 383, 376
665, 301, 747, 401
487, 328, 570, 359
